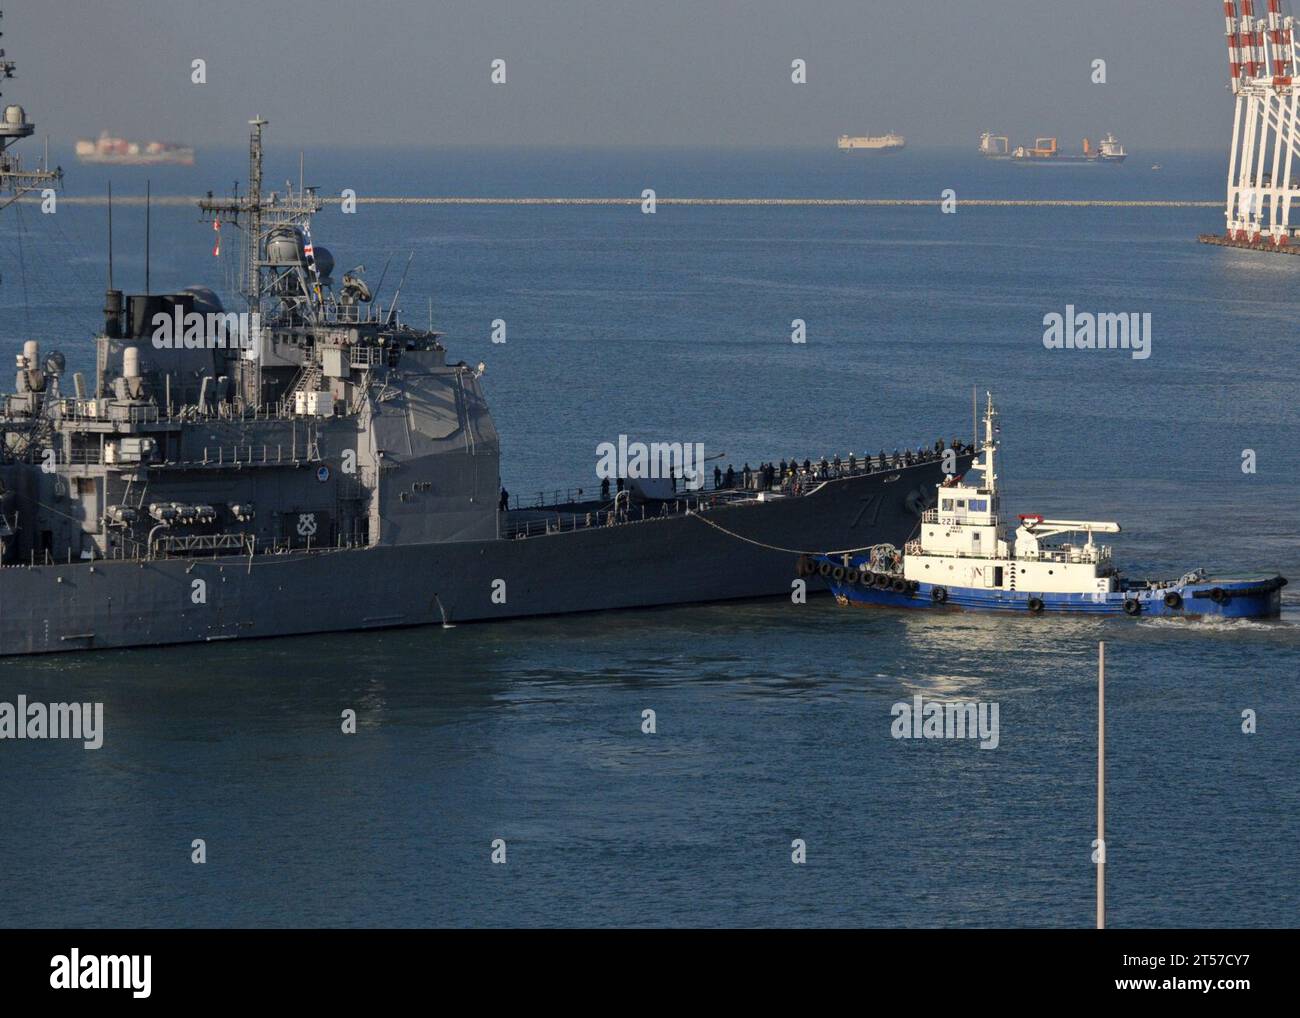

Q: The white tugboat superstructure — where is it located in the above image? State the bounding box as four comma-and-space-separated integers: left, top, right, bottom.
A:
902, 394, 1121, 599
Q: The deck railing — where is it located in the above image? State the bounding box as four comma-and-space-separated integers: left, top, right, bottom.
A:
509, 448, 963, 512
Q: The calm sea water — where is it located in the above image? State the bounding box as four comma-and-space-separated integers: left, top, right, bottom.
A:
1, 149, 1296, 927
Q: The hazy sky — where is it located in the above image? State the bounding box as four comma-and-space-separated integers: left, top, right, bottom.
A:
8, 0, 1237, 150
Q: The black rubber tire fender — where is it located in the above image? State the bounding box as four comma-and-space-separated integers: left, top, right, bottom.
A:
1123, 598, 1141, 616
931, 586, 948, 604
1027, 597, 1045, 615
1210, 587, 1230, 605
1164, 591, 1182, 609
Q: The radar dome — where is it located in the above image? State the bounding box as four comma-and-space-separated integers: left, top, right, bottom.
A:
265, 226, 306, 267
181, 286, 224, 315
312, 246, 334, 284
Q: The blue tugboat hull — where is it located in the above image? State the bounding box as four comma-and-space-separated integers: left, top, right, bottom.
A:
812, 557, 1286, 619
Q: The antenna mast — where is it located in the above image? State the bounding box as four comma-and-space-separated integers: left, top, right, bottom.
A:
106, 181, 113, 290
144, 179, 151, 294
197, 117, 322, 318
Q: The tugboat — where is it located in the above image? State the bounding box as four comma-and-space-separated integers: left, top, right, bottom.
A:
803, 394, 1286, 619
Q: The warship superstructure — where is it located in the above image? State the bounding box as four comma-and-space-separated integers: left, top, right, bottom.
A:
0, 11, 61, 211
0, 113, 971, 655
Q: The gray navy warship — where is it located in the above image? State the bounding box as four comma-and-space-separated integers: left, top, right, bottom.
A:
0, 74, 971, 655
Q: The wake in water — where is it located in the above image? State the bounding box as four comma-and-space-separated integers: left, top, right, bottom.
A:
1137, 613, 1297, 634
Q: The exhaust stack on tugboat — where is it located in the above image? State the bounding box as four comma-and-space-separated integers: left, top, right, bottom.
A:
802, 394, 1286, 619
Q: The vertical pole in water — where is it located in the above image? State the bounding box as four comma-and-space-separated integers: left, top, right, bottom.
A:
1097, 640, 1105, 930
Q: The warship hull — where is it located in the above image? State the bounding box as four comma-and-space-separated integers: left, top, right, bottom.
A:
0, 456, 964, 656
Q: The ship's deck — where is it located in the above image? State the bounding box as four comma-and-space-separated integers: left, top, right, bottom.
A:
501, 450, 953, 541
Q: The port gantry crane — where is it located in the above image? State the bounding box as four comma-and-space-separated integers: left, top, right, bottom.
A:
1217, 1, 1300, 247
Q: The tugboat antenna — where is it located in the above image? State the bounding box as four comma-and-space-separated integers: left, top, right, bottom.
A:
106, 181, 113, 291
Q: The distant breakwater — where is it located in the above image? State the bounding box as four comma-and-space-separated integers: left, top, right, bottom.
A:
30, 196, 1222, 208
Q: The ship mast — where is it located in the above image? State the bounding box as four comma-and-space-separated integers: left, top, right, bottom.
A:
975, 391, 999, 498
0, 10, 62, 212
197, 118, 322, 407
197, 117, 322, 319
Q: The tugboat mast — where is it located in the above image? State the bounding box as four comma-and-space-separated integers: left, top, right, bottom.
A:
974, 391, 999, 500
0, 10, 62, 212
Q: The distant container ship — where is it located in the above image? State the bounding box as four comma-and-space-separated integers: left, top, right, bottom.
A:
979, 131, 1125, 164
75, 132, 195, 166
837, 132, 905, 154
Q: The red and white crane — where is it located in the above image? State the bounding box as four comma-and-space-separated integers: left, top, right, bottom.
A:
1219, 1, 1300, 245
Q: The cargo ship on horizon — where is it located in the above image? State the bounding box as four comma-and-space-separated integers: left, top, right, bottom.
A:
837, 132, 905, 153
979, 131, 1126, 164
75, 132, 195, 166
